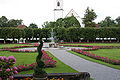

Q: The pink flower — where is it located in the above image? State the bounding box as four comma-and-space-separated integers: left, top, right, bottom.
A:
0, 77, 2, 80
9, 76, 13, 79
6, 68, 11, 72
0, 69, 2, 71
14, 70, 18, 74
13, 67, 18, 70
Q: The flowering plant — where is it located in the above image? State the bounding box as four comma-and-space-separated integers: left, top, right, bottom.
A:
16, 50, 57, 72
0, 56, 18, 80
71, 48, 120, 65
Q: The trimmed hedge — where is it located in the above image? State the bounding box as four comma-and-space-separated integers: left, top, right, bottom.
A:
0, 27, 120, 43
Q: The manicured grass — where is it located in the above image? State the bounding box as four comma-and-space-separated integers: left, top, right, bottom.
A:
18, 51, 78, 74
68, 51, 120, 70
62, 43, 120, 46
0, 51, 37, 66
0, 44, 33, 49
88, 49, 120, 60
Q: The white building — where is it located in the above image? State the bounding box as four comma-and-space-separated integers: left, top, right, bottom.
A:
54, 0, 64, 21
54, 0, 84, 27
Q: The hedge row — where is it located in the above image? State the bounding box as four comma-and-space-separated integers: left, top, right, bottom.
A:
0, 27, 51, 43
0, 27, 120, 43
54, 27, 120, 42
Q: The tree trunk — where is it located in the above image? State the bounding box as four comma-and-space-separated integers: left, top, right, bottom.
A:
4, 38, 6, 43
13, 38, 15, 43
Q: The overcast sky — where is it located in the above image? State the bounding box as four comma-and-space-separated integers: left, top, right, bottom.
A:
0, 0, 120, 27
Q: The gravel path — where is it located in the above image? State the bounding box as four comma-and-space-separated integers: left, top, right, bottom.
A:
46, 49, 120, 80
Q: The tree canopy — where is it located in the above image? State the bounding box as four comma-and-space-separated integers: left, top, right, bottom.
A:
98, 16, 116, 27
82, 7, 97, 27
0, 16, 23, 27
29, 23, 38, 28
42, 16, 81, 28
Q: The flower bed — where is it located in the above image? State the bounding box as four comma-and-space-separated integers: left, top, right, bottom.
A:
71, 48, 120, 65
61, 44, 120, 65
98, 46, 120, 49
1, 45, 38, 49
60, 44, 120, 49
16, 50, 57, 72
0, 44, 38, 52
5, 49, 37, 52
59, 44, 94, 48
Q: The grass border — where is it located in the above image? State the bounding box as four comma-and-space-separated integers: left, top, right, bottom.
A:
68, 50, 120, 70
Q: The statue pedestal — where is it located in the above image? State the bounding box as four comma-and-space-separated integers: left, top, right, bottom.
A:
43, 42, 59, 48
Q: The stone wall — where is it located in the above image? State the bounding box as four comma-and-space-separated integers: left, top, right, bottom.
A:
14, 72, 90, 80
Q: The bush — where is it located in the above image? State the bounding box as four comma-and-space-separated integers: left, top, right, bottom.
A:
0, 56, 18, 80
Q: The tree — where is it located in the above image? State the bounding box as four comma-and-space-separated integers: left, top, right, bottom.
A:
55, 18, 65, 27
29, 23, 38, 28
98, 16, 116, 27
24, 28, 33, 42
0, 16, 8, 27
42, 21, 56, 28
67, 27, 80, 42
0, 16, 23, 27
63, 16, 81, 28
115, 16, 120, 27
54, 27, 67, 42
33, 28, 41, 40
7, 19, 23, 27
42, 16, 80, 28
9, 28, 23, 43
0, 28, 10, 43
82, 7, 97, 27
41, 28, 51, 42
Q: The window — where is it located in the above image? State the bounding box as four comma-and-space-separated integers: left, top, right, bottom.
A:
57, 2, 60, 6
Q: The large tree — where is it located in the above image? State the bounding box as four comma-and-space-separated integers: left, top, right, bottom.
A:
82, 7, 97, 27
0, 16, 23, 27
0, 16, 8, 27
42, 21, 56, 28
98, 16, 116, 27
7, 19, 23, 27
63, 16, 81, 28
115, 16, 120, 27
29, 23, 38, 28
42, 16, 80, 28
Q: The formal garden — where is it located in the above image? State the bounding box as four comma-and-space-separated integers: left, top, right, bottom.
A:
0, 26, 120, 80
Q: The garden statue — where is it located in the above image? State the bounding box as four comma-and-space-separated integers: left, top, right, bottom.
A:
33, 39, 47, 80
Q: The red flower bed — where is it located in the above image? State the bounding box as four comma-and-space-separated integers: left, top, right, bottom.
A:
1, 45, 38, 49
60, 44, 100, 49
61, 44, 120, 65
0, 43, 39, 52
71, 48, 120, 65
16, 50, 57, 72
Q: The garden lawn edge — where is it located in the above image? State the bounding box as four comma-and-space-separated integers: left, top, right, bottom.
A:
68, 50, 120, 70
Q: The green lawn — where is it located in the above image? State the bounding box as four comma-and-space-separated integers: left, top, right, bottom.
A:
0, 51, 78, 74
0, 44, 33, 49
62, 43, 120, 46
0, 51, 37, 66
68, 51, 120, 70
88, 49, 120, 60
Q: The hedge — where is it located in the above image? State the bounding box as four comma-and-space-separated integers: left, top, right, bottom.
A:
0, 27, 120, 43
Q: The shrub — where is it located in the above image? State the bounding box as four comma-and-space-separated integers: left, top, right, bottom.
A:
0, 56, 18, 80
